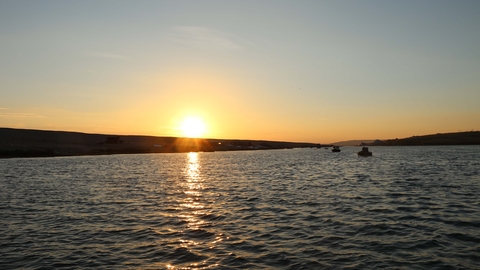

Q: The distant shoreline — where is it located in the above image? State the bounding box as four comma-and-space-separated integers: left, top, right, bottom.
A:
331, 131, 480, 147
1, 128, 479, 158
364, 131, 480, 146
0, 127, 326, 159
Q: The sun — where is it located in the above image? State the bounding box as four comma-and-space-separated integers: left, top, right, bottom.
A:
180, 116, 206, 138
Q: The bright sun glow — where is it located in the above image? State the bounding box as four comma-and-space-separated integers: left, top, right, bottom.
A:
180, 116, 206, 138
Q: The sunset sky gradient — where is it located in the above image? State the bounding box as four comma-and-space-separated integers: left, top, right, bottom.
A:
1, 0, 479, 143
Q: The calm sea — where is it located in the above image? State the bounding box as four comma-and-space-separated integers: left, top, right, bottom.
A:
1, 146, 479, 269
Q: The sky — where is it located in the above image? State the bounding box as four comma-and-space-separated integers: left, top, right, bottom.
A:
1, 0, 479, 143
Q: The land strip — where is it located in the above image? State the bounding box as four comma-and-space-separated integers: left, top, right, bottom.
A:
0, 128, 324, 158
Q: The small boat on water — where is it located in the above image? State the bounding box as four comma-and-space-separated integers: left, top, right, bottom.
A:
332, 146, 341, 152
358, 147, 372, 156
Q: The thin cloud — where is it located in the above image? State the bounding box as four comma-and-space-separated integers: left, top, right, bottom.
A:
85, 50, 128, 60
0, 113, 45, 118
167, 26, 249, 50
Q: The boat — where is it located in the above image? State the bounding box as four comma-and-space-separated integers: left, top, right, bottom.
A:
332, 146, 341, 152
358, 147, 372, 156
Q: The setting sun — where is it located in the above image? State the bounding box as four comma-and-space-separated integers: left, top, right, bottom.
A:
180, 116, 207, 138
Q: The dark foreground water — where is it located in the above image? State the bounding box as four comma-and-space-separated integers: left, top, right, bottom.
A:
1, 146, 479, 269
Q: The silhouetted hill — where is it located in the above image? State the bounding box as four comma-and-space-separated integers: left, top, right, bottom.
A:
369, 131, 480, 146
0, 128, 323, 158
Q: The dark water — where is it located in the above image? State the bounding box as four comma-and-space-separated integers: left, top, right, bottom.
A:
1, 146, 479, 269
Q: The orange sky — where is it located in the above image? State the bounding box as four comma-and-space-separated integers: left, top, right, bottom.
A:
1, 1, 479, 143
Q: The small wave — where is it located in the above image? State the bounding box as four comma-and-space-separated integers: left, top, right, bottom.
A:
168, 247, 208, 264
198, 213, 224, 221
407, 239, 445, 250
446, 233, 480, 243
184, 229, 216, 239
444, 219, 480, 228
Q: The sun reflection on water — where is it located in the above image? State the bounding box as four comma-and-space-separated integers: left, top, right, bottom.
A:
185, 152, 203, 191
166, 152, 225, 269
181, 152, 207, 230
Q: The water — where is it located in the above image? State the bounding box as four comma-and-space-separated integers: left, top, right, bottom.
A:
1, 146, 479, 269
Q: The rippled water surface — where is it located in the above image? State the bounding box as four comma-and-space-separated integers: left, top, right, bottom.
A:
1, 146, 480, 269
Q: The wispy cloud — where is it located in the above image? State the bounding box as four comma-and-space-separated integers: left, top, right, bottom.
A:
0, 113, 45, 118
85, 50, 128, 60
167, 26, 249, 50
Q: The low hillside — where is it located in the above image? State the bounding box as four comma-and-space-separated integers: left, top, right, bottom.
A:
371, 131, 480, 146
0, 128, 322, 158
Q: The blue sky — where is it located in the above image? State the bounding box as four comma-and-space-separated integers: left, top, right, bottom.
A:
1, 0, 479, 142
